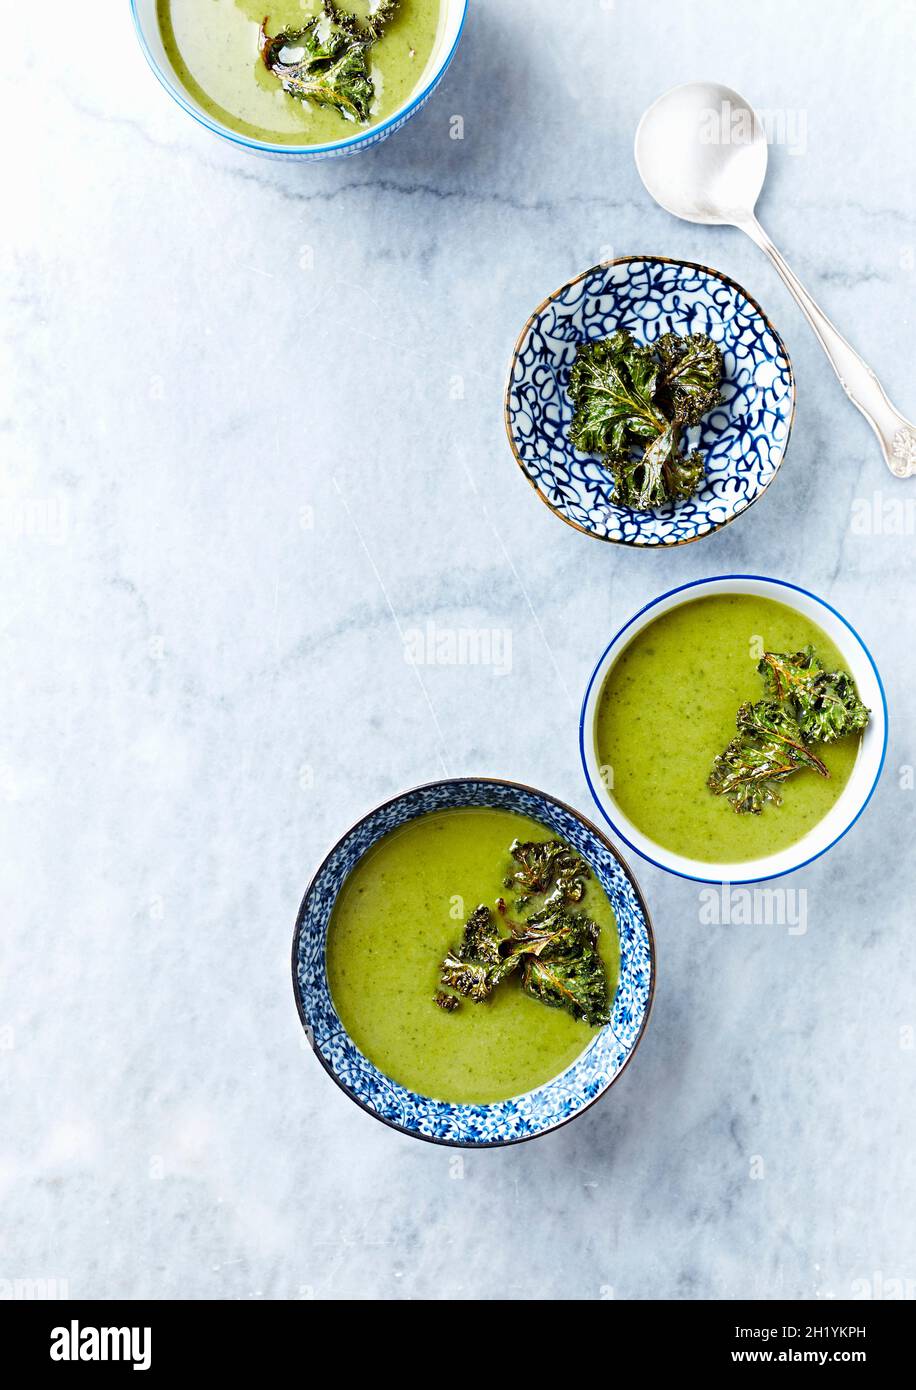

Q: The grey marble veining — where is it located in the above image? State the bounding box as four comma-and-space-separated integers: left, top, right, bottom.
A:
1, 0, 914, 1300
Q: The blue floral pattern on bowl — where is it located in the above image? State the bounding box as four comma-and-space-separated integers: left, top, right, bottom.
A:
292, 779, 655, 1146
505, 256, 795, 546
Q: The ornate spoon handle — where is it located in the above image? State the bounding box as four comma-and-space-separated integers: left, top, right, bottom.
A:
741, 216, 916, 478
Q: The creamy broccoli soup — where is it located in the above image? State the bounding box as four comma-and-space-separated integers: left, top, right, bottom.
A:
157, 1, 442, 146
595, 595, 863, 864
326, 808, 619, 1104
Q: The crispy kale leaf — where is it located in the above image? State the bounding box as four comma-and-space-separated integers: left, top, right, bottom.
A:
456, 902, 502, 966
626, 421, 705, 510
567, 329, 721, 511
504, 911, 610, 1026
259, 15, 373, 124
708, 700, 829, 814
759, 647, 870, 744
359, 0, 402, 41
504, 838, 589, 908
568, 332, 666, 459
710, 644, 869, 815
437, 849, 610, 1025
438, 904, 502, 1002
654, 332, 724, 425
260, 3, 401, 124
601, 431, 705, 511
439, 952, 490, 1001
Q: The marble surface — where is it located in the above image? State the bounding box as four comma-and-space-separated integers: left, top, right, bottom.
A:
2, 0, 914, 1301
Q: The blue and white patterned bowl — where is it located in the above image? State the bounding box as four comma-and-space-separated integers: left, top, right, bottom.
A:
292, 778, 656, 1146
505, 257, 795, 546
130, 0, 468, 161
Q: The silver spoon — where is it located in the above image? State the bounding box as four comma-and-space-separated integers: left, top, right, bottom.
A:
635, 81, 916, 478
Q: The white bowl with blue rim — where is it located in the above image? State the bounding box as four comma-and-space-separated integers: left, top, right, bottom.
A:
505, 256, 795, 546
292, 778, 656, 1146
580, 576, 888, 884
130, 0, 468, 160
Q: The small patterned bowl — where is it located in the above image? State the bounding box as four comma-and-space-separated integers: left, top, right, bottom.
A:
292, 778, 656, 1146
505, 256, 795, 546
130, 0, 468, 161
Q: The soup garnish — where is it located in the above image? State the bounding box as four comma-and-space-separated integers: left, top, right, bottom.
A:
708, 700, 829, 815
260, 2, 401, 124
567, 329, 723, 509
708, 645, 870, 814
436, 839, 610, 1024
758, 647, 870, 743
503, 836, 588, 906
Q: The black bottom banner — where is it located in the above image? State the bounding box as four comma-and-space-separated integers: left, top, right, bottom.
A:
0, 1298, 908, 1373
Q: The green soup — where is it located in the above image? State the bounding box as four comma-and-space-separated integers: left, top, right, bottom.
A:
326, 807, 619, 1104
595, 594, 862, 864
157, 1, 442, 146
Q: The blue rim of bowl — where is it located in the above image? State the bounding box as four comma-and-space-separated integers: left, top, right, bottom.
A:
504, 255, 797, 548
291, 776, 657, 1148
579, 575, 889, 884
129, 0, 469, 157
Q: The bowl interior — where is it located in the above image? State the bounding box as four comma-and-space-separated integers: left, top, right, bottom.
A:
580, 577, 887, 883
506, 257, 795, 546
131, 0, 467, 156
293, 779, 655, 1146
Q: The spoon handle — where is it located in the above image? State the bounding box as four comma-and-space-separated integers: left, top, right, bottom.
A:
741, 216, 916, 478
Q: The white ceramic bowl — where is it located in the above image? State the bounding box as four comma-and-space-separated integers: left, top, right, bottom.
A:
580, 575, 888, 884
130, 0, 468, 160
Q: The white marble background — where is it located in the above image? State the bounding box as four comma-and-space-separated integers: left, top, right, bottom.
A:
2, 0, 914, 1301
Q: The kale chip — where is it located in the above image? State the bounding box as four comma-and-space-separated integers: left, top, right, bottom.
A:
567, 328, 722, 511
259, 2, 401, 124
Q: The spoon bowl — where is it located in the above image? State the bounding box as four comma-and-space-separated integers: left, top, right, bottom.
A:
634, 81, 767, 227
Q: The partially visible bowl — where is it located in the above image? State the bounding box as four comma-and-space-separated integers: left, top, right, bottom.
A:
130, 0, 468, 160
580, 575, 888, 883
292, 777, 656, 1146
505, 256, 795, 546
